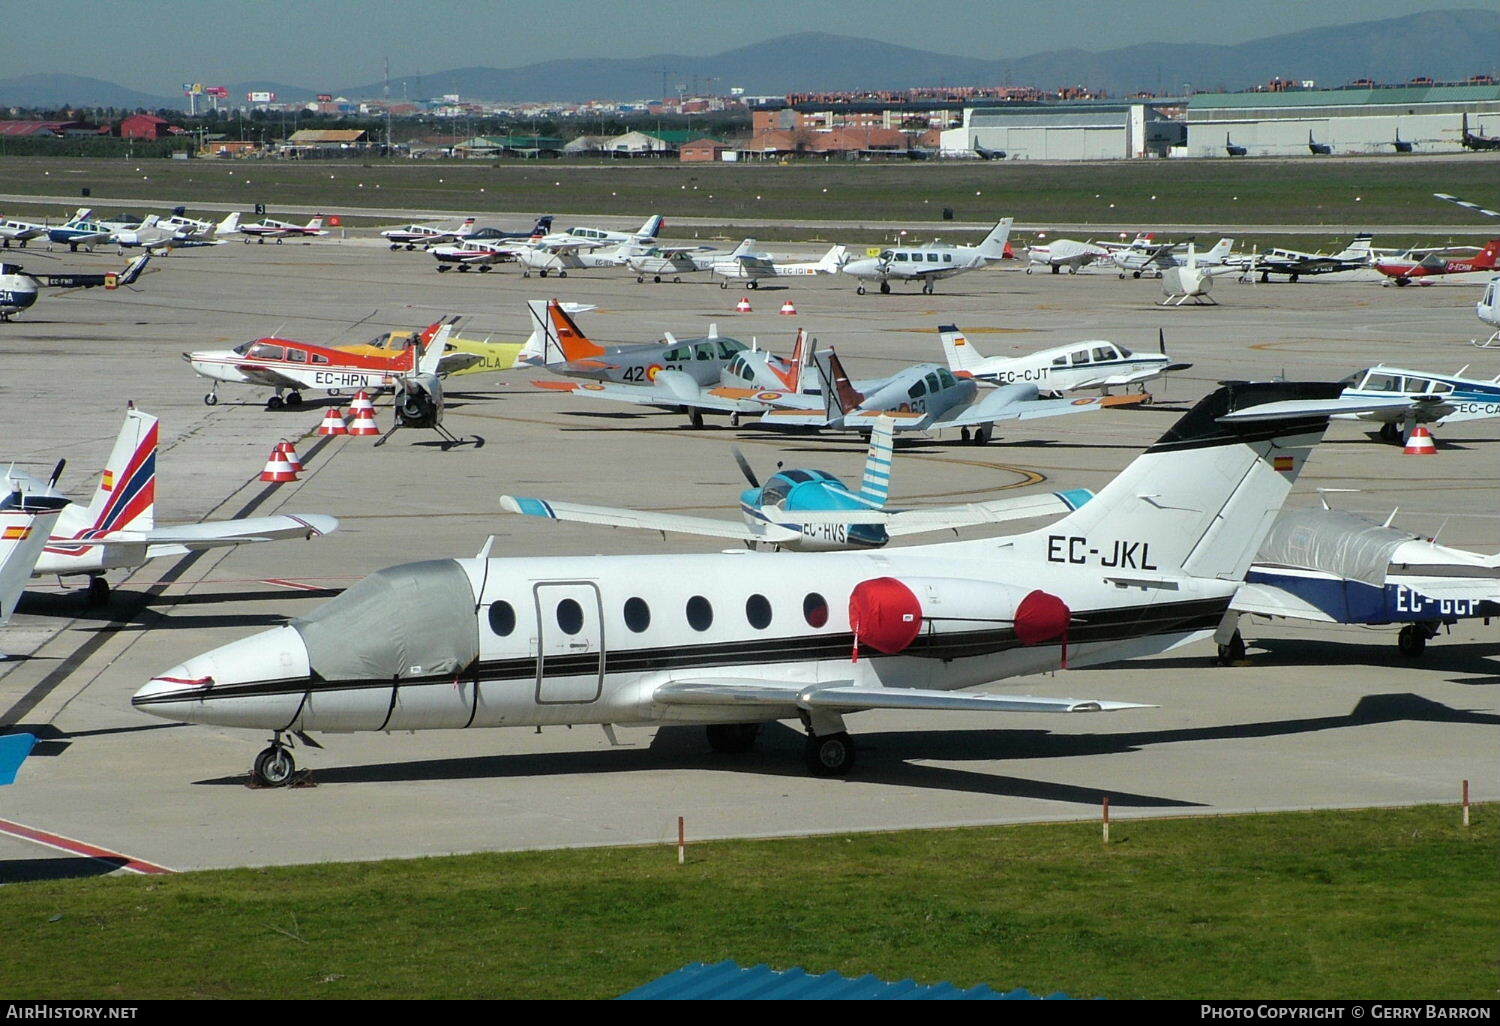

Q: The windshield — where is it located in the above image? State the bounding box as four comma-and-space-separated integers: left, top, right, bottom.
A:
293, 560, 478, 682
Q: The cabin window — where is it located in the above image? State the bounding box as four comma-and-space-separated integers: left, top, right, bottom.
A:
1361, 372, 1399, 391
312, 354, 330, 365
686, 595, 713, 632
927, 253, 939, 263
287, 349, 307, 364
745, 594, 772, 630
247, 342, 285, 360
894, 252, 908, 262
761, 479, 791, 507
624, 597, 650, 633
487, 601, 516, 637
1070, 349, 1091, 365
718, 339, 746, 358
936, 368, 956, 388
943, 253, 953, 263
924, 372, 942, 393
907, 379, 927, 399
663, 347, 690, 362
1428, 382, 1454, 395
1052, 355, 1068, 366
803, 592, 829, 628
556, 598, 584, 635
1092, 346, 1115, 362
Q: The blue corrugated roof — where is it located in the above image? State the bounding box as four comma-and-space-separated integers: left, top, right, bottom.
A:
618, 960, 1075, 1000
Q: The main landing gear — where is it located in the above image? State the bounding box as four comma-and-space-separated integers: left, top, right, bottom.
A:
1398, 623, 1438, 658
86, 576, 110, 606
1215, 628, 1247, 666
252, 733, 297, 787
805, 731, 855, 776
265, 390, 303, 411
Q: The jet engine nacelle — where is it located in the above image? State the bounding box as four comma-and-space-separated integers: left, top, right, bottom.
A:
849, 576, 1071, 655
394, 372, 443, 428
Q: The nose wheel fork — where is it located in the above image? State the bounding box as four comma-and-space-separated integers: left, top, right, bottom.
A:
251, 734, 297, 788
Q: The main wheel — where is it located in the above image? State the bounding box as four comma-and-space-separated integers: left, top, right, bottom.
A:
805, 732, 855, 777
436, 265, 449, 273
636, 276, 644, 283
748, 281, 759, 290
1397, 624, 1427, 658
478, 264, 491, 272
922, 281, 934, 294
879, 281, 891, 294
558, 271, 568, 278
252, 746, 296, 787
86, 576, 110, 606
1051, 264, 1060, 274
687, 408, 704, 429
856, 285, 866, 295
1379, 421, 1401, 443
286, 391, 303, 407
719, 281, 728, 289
204, 392, 219, 406
706, 723, 761, 754
1216, 629, 1247, 666
266, 395, 284, 410
653, 275, 662, 283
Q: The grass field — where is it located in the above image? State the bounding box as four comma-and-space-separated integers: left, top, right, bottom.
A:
4, 154, 1500, 228
0, 804, 1492, 999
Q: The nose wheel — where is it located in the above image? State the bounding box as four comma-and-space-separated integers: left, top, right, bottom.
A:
252, 737, 296, 788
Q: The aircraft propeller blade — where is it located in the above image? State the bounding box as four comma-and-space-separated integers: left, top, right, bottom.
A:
1158, 328, 1166, 355
731, 447, 760, 489
47, 459, 65, 487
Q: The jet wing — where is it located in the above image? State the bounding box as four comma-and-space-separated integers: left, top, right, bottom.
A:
933, 391, 1105, 430
653, 679, 1151, 714
501, 495, 795, 543
1221, 395, 1417, 422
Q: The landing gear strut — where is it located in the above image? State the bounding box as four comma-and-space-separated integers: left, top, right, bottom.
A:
1215, 629, 1246, 666
251, 733, 296, 787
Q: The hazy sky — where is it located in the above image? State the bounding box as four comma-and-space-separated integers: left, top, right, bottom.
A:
9, 0, 1496, 94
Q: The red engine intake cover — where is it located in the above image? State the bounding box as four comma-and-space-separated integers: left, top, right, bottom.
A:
1014, 589, 1070, 645
848, 577, 923, 655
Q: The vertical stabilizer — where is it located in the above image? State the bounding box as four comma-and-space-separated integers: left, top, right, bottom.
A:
977, 217, 1014, 260
61, 406, 157, 537
938, 324, 987, 374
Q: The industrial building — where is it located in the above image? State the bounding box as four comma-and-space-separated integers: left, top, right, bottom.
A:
939, 102, 1184, 160
1182, 84, 1500, 157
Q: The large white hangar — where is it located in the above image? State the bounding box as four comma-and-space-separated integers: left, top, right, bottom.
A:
941, 103, 1184, 160
1182, 84, 1500, 157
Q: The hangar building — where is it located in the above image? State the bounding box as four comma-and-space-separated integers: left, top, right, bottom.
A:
1182, 85, 1500, 157
940, 103, 1184, 160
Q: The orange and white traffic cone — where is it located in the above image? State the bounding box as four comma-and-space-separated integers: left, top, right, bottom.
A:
1403, 425, 1437, 455
277, 440, 303, 473
316, 407, 348, 436
735, 296, 752, 313
779, 299, 796, 315
350, 390, 376, 416
347, 404, 381, 436
259, 445, 299, 482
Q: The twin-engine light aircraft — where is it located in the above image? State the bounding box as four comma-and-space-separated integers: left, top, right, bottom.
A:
716, 347, 1110, 444
4, 406, 337, 605
381, 217, 476, 250
1336, 364, 1500, 441
187, 320, 448, 408
840, 219, 1012, 294
135, 381, 1408, 785
1025, 236, 1112, 275
1227, 236, 1376, 282
233, 213, 329, 243
46, 209, 118, 251
503, 417, 1092, 552
939, 326, 1189, 395
0, 254, 150, 321
428, 217, 555, 267
1232, 504, 1500, 661
1112, 238, 1235, 279
710, 243, 847, 288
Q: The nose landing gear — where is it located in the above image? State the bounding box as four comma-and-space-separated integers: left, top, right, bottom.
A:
251, 735, 296, 787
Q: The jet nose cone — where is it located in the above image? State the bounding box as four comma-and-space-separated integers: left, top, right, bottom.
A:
135, 626, 311, 726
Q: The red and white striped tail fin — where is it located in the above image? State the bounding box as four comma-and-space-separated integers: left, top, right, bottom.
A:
59, 405, 157, 537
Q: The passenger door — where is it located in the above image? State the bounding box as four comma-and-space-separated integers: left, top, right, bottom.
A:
534, 581, 604, 704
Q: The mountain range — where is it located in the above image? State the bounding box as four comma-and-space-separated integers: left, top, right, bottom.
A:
2, 9, 1497, 110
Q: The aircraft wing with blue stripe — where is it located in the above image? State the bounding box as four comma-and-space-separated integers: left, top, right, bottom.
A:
501, 495, 797, 543
782, 489, 1092, 536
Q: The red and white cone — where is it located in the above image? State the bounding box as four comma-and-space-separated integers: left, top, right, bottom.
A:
259, 445, 299, 482
277, 440, 303, 472
779, 299, 797, 315
735, 296, 752, 313
347, 404, 381, 436
1403, 425, 1437, 455
350, 390, 376, 416
316, 407, 348, 436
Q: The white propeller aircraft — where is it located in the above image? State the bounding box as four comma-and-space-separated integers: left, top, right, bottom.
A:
1026, 235, 1112, 275
711, 242, 847, 289
0, 217, 49, 248
940, 326, 1189, 396
382, 217, 476, 250
134, 381, 1407, 785
502, 417, 1093, 552
840, 219, 1012, 295
1476, 276, 1499, 347
627, 240, 751, 284
3, 406, 338, 605
232, 213, 329, 243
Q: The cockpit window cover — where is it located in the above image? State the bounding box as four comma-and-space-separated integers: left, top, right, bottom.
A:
1257, 508, 1415, 586
293, 559, 478, 681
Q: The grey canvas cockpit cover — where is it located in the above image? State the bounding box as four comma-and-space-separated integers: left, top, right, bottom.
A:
293, 559, 478, 681
1256, 508, 1414, 587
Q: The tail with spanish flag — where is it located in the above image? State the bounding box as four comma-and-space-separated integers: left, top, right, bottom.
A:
1, 485, 69, 628
55, 404, 157, 539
